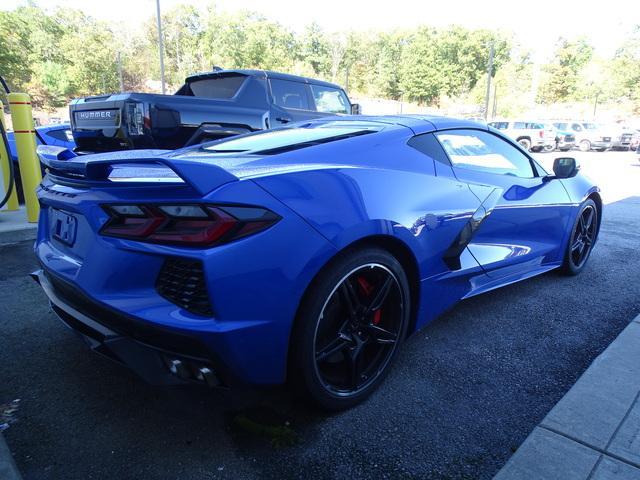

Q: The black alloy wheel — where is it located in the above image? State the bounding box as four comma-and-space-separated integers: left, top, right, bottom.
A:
562, 199, 598, 275
291, 248, 410, 410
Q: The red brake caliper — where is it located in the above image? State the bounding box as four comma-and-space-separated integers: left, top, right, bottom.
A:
357, 276, 383, 325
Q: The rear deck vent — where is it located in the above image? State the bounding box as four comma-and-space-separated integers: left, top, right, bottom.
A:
156, 258, 213, 316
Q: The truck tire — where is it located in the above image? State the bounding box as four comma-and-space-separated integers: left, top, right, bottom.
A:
579, 140, 591, 152
518, 138, 531, 151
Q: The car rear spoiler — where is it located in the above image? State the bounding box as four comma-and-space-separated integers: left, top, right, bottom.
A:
36, 145, 238, 195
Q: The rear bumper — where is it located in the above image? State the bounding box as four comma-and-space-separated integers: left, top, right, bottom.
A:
33, 268, 230, 387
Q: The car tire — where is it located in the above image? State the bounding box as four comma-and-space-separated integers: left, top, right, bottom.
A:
561, 199, 598, 276
596, 148, 607, 152
543, 144, 555, 153
518, 138, 532, 151
531, 146, 543, 153
290, 247, 411, 411
579, 140, 591, 152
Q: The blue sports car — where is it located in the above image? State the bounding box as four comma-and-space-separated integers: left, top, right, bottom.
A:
7, 123, 76, 163
33, 116, 601, 410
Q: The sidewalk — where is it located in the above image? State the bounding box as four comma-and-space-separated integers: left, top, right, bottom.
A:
495, 315, 640, 479
0, 207, 37, 246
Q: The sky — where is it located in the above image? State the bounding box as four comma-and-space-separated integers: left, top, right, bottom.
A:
2, 0, 637, 60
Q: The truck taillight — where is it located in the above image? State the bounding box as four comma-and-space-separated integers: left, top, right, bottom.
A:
126, 102, 145, 136
539, 130, 544, 138
100, 204, 280, 246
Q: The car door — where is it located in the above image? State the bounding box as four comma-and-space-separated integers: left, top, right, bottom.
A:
268, 78, 325, 126
434, 128, 573, 279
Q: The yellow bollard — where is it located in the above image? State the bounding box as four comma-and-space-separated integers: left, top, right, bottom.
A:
8, 92, 41, 222
0, 100, 19, 211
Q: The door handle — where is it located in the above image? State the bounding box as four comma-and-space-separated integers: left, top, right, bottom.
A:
275, 116, 292, 124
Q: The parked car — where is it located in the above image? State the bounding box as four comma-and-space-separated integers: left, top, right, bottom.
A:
6, 123, 75, 163
487, 120, 546, 152
630, 130, 640, 151
602, 124, 634, 150
541, 123, 558, 152
35, 116, 601, 410
6, 123, 76, 202
554, 126, 577, 152
553, 122, 612, 152
69, 69, 359, 154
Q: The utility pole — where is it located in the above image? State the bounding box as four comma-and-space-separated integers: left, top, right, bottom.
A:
484, 43, 494, 121
117, 52, 124, 92
492, 85, 498, 118
593, 91, 599, 118
155, 0, 166, 94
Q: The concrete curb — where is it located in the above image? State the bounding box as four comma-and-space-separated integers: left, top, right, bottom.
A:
0, 207, 37, 246
495, 314, 640, 479
0, 227, 36, 246
0, 432, 22, 480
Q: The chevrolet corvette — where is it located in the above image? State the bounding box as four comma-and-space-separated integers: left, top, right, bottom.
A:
33, 116, 601, 410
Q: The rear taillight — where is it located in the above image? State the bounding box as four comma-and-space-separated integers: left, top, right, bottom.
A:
100, 204, 280, 246
126, 102, 145, 136
539, 130, 544, 138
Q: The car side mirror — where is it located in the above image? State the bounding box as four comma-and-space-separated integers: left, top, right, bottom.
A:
350, 103, 361, 115
552, 157, 580, 179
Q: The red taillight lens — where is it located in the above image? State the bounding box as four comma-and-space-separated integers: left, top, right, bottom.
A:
539, 130, 544, 138
100, 204, 280, 246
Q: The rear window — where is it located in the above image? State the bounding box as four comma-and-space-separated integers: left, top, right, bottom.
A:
181, 74, 246, 99
203, 124, 379, 155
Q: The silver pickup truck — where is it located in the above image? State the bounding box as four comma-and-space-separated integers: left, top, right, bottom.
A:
487, 121, 547, 152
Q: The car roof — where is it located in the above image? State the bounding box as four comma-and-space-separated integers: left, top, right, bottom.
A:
299, 115, 488, 134
185, 69, 346, 90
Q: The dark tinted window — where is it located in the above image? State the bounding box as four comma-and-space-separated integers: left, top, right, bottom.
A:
310, 85, 349, 113
489, 122, 508, 130
270, 79, 310, 110
436, 129, 535, 178
407, 133, 451, 165
184, 74, 246, 99
204, 123, 379, 155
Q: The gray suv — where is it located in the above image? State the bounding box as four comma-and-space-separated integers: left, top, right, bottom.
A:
553, 122, 612, 152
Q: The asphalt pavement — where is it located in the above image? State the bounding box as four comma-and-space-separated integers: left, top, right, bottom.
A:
1, 151, 639, 479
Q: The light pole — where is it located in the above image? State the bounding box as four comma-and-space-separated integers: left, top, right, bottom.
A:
155, 0, 166, 94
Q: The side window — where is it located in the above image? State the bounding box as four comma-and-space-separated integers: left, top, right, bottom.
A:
407, 133, 451, 165
572, 123, 583, 132
513, 122, 526, 129
310, 85, 350, 114
270, 79, 311, 110
490, 122, 508, 130
435, 130, 535, 178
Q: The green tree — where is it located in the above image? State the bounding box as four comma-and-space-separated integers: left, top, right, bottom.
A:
609, 26, 640, 112
300, 22, 330, 76
537, 37, 593, 103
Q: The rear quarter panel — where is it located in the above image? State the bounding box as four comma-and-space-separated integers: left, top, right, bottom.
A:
254, 133, 485, 329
